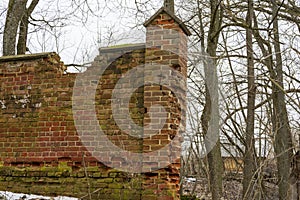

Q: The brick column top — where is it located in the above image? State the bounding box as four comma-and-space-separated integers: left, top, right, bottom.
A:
143, 7, 191, 36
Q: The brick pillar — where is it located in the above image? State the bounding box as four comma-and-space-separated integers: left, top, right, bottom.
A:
142, 7, 190, 199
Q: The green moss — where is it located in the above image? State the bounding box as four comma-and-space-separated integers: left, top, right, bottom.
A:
0, 165, 177, 199
85, 166, 99, 172
108, 182, 123, 189
97, 178, 113, 183
109, 172, 118, 177
40, 166, 58, 172
121, 190, 141, 200
76, 171, 85, 178
0, 166, 12, 176
95, 182, 109, 188
141, 188, 155, 195
92, 172, 101, 178
58, 162, 72, 172
47, 171, 57, 177
100, 124, 107, 130
11, 169, 26, 177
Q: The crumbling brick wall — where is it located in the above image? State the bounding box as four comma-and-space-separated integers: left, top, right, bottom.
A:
0, 7, 189, 200
0, 50, 145, 199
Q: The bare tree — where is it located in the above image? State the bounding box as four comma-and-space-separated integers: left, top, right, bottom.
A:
200, 0, 224, 199
270, 1, 294, 199
242, 0, 257, 198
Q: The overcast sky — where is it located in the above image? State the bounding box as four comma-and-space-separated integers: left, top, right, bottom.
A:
0, 0, 165, 65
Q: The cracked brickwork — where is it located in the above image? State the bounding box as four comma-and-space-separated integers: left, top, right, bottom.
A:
0, 8, 189, 200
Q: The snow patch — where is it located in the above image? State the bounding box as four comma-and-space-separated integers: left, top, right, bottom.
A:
0, 191, 78, 200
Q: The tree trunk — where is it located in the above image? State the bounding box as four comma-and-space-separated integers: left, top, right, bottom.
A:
3, 0, 27, 56
242, 0, 257, 198
200, 1, 224, 199
270, 1, 294, 199
17, 0, 39, 55
17, 15, 29, 55
288, 151, 300, 199
252, 3, 294, 198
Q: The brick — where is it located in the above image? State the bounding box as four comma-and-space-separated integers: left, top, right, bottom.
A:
0, 9, 187, 198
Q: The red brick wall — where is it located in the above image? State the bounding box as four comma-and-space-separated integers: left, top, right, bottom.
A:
0, 9, 188, 200
0, 53, 85, 165
0, 52, 147, 199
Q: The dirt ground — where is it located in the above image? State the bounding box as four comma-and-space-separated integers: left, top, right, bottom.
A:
182, 175, 279, 200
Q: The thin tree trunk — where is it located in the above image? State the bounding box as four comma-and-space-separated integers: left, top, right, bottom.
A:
17, 0, 39, 54
200, 0, 224, 199
242, 0, 257, 198
3, 0, 27, 56
17, 15, 29, 55
270, 1, 294, 199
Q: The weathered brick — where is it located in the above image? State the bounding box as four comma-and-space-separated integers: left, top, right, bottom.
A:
0, 6, 188, 199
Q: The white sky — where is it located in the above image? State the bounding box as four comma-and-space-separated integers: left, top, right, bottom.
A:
0, 0, 164, 65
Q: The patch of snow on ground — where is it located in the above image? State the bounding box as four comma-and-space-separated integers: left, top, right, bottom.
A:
0, 191, 78, 200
